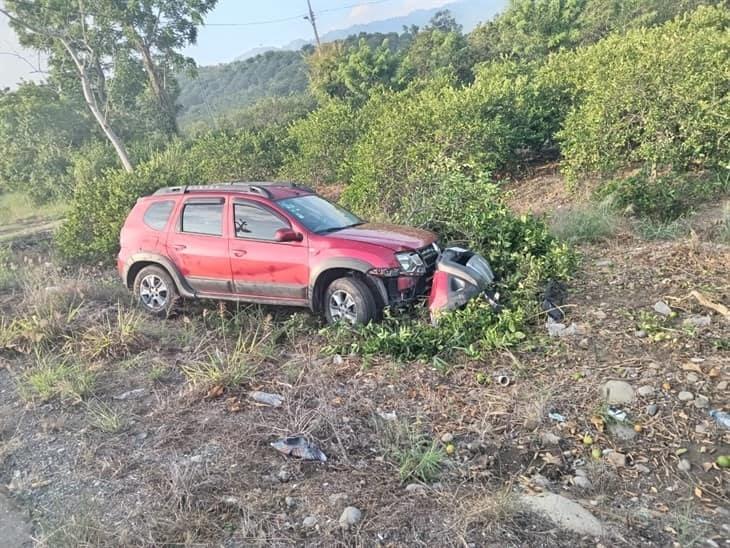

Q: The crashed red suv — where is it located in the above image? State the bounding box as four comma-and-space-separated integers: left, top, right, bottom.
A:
118, 182, 444, 324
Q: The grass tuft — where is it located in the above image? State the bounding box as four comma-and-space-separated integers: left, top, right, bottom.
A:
86, 399, 125, 433
549, 202, 620, 244
19, 350, 95, 403
377, 418, 446, 483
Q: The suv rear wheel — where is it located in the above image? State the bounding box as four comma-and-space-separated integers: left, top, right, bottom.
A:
324, 277, 377, 325
133, 265, 179, 318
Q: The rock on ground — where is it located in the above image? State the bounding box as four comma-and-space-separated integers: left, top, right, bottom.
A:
600, 380, 635, 404
339, 506, 362, 529
520, 492, 604, 537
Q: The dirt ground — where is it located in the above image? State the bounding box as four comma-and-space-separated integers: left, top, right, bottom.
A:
0, 183, 728, 546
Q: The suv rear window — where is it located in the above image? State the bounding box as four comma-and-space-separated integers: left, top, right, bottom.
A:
143, 200, 174, 231
181, 201, 223, 236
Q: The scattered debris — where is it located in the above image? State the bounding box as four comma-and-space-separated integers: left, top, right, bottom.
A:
440, 432, 453, 443
546, 318, 582, 338
113, 388, 147, 400
646, 404, 658, 416
328, 493, 349, 507
600, 381, 635, 405
678, 391, 694, 401
709, 410, 730, 430
339, 506, 362, 529
332, 354, 344, 365
548, 412, 566, 423
637, 385, 654, 397
653, 300, 673, 316
520, 492, 604, 536
377, 409, 397, 421
251, 391, 284, 407
540, 432, 561, 445
495, 375, 511, 386
572, 475, 592, 490
688, 290, 730, 319
541, 280, 567, 321
693, 396, 710, 409
302, 516, 318, 528
606, 451, 627, 468
605, 407, 628, 422
405, 483, 426, 495
683, 315, 711, 328
607, 423, 637, 441
271, 437, 327, 462
677, 459, 691, 472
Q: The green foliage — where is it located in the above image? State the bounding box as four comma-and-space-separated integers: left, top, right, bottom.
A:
552, 6, 730, 181
327, 174, 576, 361
343, 62, 568, 217
281, 99, 364, 185
376, 418, 446, 483
598, 170, 730, 221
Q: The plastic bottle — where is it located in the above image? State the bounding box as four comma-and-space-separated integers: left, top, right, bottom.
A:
709, 409, 730, 429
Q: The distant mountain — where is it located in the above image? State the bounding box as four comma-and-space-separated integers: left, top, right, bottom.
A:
232, 0, 505, 61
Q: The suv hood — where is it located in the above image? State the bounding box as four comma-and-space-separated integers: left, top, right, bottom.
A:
329, 223, 436, 251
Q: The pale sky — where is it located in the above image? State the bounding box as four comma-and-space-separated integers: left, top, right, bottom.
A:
0, 0, 459, 89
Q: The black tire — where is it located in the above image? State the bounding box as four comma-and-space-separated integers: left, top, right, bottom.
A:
324, 276, 378, 325
133, 265, 179, 318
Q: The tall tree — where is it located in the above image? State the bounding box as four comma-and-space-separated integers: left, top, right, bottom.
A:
101, 0, 218, 135
0, 0, 134, 171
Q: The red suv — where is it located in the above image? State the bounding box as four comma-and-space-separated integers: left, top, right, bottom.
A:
118, 182, 440, 324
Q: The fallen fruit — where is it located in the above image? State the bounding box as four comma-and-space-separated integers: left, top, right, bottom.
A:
634, 424, 643, 433
591, 447, 602, 460
717, 455, 730, 468
475, 372, 488, 385
445, 443, 455, 455
582, 434, 593, 446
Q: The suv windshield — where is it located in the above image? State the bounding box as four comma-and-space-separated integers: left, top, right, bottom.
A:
278, 195, 363, 234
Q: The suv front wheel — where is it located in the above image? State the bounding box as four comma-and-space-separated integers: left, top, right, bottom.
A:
133, 265, 179, 318
324, 277, 377, 325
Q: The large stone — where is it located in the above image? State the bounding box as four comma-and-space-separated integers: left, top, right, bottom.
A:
653, 301, 672, 316
520, 492, 604, 536
600, 381, 635, 405
608, 423, 637, 441
339, 506, 362, 529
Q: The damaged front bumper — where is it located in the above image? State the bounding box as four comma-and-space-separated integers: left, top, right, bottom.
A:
427, 247, 498, 322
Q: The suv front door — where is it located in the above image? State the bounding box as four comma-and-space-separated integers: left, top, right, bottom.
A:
229, 199, 308, 304
167, 197, 232, 294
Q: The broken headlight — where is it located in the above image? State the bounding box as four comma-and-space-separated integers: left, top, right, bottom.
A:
395, 251, 425, 275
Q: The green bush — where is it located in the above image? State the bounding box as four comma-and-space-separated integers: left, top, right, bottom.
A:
280, 99, 364, 185
552, 5, 730, 181
326, 173, 576, 361
598, 170, 730, 221
342, 62, 569, 218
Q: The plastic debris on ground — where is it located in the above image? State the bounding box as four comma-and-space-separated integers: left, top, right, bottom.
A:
250, 391, 284, 407
271, 436, 327, 462
548, 412, 566, 422
709, 410, 730, 430
606, 407, 628, 423
541, 280, 567, 322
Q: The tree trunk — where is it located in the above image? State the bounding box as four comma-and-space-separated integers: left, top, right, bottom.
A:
137, 38, 178, 134
61, 40, 134, 172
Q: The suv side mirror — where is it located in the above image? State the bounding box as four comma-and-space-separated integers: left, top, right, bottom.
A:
274, 228, 303, 242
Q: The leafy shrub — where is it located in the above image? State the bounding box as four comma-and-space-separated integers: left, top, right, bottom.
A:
327, 173, 576, 361
598, 170, 730, 221
280, 99, 364, 185
552, 5, 730, 181
343, 62, 569, 217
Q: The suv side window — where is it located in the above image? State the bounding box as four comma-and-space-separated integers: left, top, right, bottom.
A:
143, 200, 174, 231
181, 200, 223, 236
234, 202, 289, 240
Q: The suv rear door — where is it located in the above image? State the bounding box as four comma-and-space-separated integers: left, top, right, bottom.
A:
167, 196, 232, 294
229, 199, 308, 303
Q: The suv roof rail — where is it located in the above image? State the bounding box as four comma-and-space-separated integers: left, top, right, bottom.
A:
152, 181, 314, 198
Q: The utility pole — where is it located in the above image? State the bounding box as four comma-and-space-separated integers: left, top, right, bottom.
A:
305, 0, 321, 47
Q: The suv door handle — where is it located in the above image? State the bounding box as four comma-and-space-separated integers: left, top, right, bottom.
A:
232, 249, 246, 257
172, 244, 186, 251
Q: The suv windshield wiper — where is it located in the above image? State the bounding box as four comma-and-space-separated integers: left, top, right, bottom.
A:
317, 222, 364, 234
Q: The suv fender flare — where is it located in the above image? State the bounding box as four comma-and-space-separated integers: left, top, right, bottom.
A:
309, 258, 388, 312
124, 253, 195, 298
